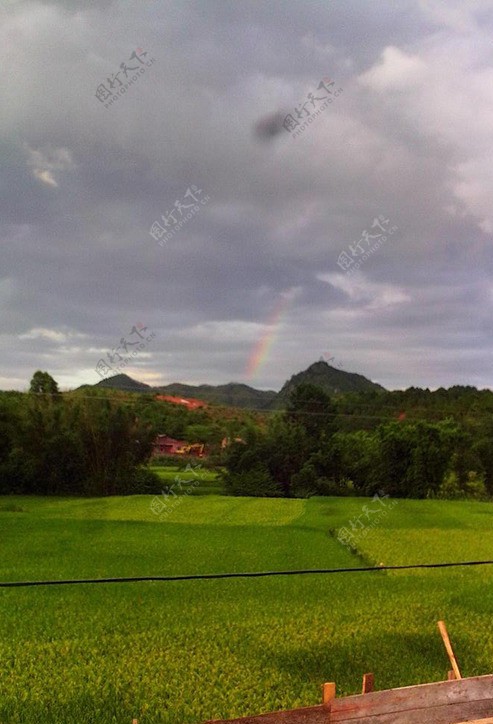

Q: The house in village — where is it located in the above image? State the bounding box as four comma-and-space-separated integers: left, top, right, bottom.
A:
152, 434, 205, 458
152, 395, 207, 458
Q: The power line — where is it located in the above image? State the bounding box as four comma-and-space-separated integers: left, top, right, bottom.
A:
2, 560, 493, 588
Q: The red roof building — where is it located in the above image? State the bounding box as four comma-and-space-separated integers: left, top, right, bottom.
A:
152, 434, 205, 457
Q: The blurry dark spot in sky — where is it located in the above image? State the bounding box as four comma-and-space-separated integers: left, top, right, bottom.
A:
253, 111, 285, 142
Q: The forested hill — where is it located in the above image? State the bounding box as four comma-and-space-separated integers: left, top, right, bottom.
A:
274, 360, 385, 407
94, 374, 151, 392
156, 382, 278, 409
90, 361, 384, 409
92, 374, 277, 409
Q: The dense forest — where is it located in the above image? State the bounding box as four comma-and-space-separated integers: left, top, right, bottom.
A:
223, 383, 493, 499
2, 371, 493, 499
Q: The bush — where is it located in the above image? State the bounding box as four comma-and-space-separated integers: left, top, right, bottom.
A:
291, 463, 318, 498
223, 465, 282, 497
315, 476, 355, 497
437, 470, 488, 501
115, 467, 162, 495
84, 467, 163, 497
464, 471, 488, 501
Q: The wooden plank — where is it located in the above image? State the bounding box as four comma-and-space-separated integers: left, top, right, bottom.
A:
202, 697, 493, 724
438, 620, 462, 680
330, 700, 493, 723
203, 704, 329, 723
362, 674, 374, 694
203, 676, 493, 723
329, 675, 493, 722
323, 683, 336, 705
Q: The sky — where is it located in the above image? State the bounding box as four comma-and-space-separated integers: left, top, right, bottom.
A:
1, 0, 493, 393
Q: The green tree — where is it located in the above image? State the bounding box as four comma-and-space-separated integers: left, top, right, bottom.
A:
29, 370, 59, 395
11, 396, 84, 494
404, 422, 453, 498
373, 423, 416, 497
222, 422, 281, 497
76, 399, 155, 495
286, 383, 336, 447
0, 393, 24, 493
473, 435, 493, 494
184, 423, 217, 444
263, 415, 307, 496
325, 430, 380, 494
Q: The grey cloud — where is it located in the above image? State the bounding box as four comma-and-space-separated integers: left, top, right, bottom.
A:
0, 0, 492, 391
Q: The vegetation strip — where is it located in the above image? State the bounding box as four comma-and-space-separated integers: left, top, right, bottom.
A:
3, 559, 493, 588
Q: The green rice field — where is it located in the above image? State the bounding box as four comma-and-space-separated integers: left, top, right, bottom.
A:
2, 494, 493, 723
149, 465, 224, 495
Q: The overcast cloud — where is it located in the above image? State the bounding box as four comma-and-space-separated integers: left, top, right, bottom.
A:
1, 0, 492, 393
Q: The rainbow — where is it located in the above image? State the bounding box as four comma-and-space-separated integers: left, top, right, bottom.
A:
245, 290, 296, 380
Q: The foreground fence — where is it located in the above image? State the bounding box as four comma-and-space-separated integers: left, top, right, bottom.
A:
202, 674, 493, 723
198, 622, 491, 723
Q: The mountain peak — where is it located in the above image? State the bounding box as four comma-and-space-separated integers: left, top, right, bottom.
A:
95, 373, 151, 392
274, 360, 385, 406
309, 359, 335, 371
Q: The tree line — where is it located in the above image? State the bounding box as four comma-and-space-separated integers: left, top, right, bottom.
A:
2, 372, 493, 499
0, 390, 158, 496
223, 383, 493, 500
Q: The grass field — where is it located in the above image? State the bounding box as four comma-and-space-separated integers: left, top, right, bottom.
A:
2, 495, 493, 723
149, 465, 224, 495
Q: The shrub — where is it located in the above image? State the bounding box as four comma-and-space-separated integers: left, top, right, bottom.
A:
223, 465, 282, 497
437, 470, 488, 501
316, 476, 355, 497
464, 471, 488, 501
291, 463, 318, 498
117, 467, 162, 495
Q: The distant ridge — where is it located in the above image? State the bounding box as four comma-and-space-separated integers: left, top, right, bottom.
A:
157, 382, 277, 409
92, 375, 277, 409
89, 361, 385, 409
